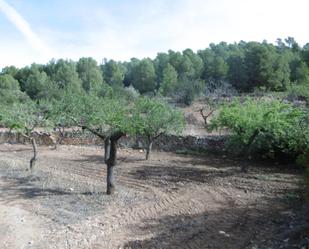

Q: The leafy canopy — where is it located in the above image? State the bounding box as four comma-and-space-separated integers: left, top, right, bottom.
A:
133, 97, 185, 138
0, 100, 53, 135
210, 98, 309, 159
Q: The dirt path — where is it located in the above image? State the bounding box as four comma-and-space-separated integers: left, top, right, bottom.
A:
0, 180, 43, 249
0, 144, 307, 249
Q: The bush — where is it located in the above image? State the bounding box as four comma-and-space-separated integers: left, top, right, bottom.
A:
205, 80, 238, 98
209, 98, 309, 162
0, 89, 30, 104
287, 83, 309, 103
173, 78, 205, 106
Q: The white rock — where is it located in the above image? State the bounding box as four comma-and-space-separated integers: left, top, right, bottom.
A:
219, 231, 230, 237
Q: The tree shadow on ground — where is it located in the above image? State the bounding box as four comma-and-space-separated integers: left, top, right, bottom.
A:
0, 170, 113, 225
0, 147, 32, 153
0, 174, 71, 205
123, 197, 309, 249
71, 154, 145, 165
128, 164, 237, 185
0, 171, 109, 206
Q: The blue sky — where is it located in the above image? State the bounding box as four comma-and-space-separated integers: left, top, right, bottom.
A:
0, 0, 309, 69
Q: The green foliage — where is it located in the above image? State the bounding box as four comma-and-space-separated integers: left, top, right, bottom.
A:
198, 48, 229, 84
24, 67, 52, 100
302, 45, 309, 67
290, 60, 309, 84
76, 57, 104, 92
53, 90, 134, 135
0, 100, 52, 135
182, 48, 204, 79
110, 86, 140, 102
153, 52, 170, 85
0, 74, 27, 104
133, 97, 185, 138
227, 54, 248, 91
244, 42, 290, 91
132, 59, 157, 94
0, 74, 20, 90
287, 83, 309, 102
159, 63, 178, 96
1, 66, 19, 77
181, 84, 195, 106
47, 59, 82, 91
0, 89, 29, 104
102, 59, 125, 88
53, 90, 184, 141
1, 37, 309, 106
174, 78, 205, 106
210, 99, 309, 160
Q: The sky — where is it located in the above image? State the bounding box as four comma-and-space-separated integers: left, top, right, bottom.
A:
0, 0, 309, 69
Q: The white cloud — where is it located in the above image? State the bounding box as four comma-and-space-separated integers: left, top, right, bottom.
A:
0, 0, 56, 61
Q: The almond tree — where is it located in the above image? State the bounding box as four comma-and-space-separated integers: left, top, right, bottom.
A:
54, 91, 134, 194
55, 91, 185, 193
133, 97, 185, 160
0, 100, 52, 171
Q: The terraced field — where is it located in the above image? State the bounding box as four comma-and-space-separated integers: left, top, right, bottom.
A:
0, 144, 307, 249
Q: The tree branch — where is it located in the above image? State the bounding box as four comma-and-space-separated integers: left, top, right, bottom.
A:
82, 125, 106, 140
69, 116, 106, 140
153, 132, 164, 140
199, 108, 214, 126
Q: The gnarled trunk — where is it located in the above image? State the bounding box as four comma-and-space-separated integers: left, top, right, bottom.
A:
144, 133, 163, 160
104, 131, 125, 195
30, 137, 37, 171
145, 136, 153, 160
53, 126, 65, 150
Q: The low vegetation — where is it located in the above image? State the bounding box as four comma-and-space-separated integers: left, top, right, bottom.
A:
209, 99, 309, 173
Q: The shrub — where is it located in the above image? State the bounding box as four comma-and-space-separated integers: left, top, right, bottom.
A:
287, 83, 309, 103
209, 98, 309, 162
173, 78, 205, 106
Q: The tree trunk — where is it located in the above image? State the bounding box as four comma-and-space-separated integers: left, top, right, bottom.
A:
240, 129, 260, 173
106, 164, 115, 195
30, 137, 37, 171
104, 131, 124, 195
241, 153, 250, 173
104, 137, 111, 162
53, 127, 65, 150
145, 137, 153, 160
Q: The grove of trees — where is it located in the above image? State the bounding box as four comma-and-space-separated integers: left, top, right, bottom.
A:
1, 37, 309, 106
1, 37, 309, 194
0, 87, 185, 194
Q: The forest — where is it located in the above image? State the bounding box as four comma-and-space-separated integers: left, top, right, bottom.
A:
1, 37, 309, 106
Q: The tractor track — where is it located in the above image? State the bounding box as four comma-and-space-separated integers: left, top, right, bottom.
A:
0, 144, 303, 249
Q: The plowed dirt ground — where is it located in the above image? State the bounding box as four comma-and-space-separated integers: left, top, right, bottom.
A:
0, 144, 308, 249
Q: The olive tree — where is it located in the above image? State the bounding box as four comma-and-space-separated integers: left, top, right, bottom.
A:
133, 97, 185, 160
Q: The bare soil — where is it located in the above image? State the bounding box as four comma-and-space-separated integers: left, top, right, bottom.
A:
0, 143, 308, 249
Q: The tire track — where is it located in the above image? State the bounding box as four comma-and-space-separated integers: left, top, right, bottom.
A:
79, 185, 234, 248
